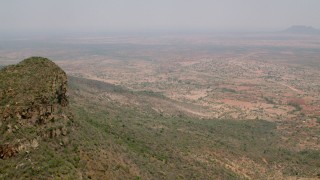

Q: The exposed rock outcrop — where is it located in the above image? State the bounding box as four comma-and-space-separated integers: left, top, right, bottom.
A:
0, 57, 72, 159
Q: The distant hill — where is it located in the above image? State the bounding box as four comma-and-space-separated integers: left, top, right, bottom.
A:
282, 25, 320, 34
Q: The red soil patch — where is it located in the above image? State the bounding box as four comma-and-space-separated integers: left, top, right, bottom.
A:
287, 98, 306, 105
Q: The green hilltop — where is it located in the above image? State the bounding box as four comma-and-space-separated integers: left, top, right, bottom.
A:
0, 57, 68, 108
0, 57, 77, 178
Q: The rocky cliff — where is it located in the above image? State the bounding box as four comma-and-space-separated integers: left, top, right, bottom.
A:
0, 57, 72, 159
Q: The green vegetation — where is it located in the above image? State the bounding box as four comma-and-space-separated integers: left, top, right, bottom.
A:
66, 76, 320, 179
288, 102, 302, 111
0, 57, 67, 107
221, 88, 237, 93
133, 90, 165, 98
264, 96, 275, 104
0, 57, 77, 179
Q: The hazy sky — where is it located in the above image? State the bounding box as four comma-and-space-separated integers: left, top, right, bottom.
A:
1, 0, 320, 33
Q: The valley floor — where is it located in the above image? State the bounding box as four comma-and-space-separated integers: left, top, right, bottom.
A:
1, 34, 320, 179
68, 77, 320, 179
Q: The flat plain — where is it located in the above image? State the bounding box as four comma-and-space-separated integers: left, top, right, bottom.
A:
0, 33, 319, 179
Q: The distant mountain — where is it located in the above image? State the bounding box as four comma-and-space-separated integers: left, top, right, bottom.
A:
282, 25, 320, 34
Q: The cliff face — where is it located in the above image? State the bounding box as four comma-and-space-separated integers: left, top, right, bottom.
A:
0, 57, 72, 159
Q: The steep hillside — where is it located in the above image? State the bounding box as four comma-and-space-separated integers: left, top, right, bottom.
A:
0, 57, 78, 178
69, 76, 320, 179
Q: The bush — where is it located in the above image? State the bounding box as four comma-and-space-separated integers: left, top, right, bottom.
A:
288, 102, 302, 111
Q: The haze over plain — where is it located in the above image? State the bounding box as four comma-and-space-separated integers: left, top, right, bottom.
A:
1, 0, 320, 35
